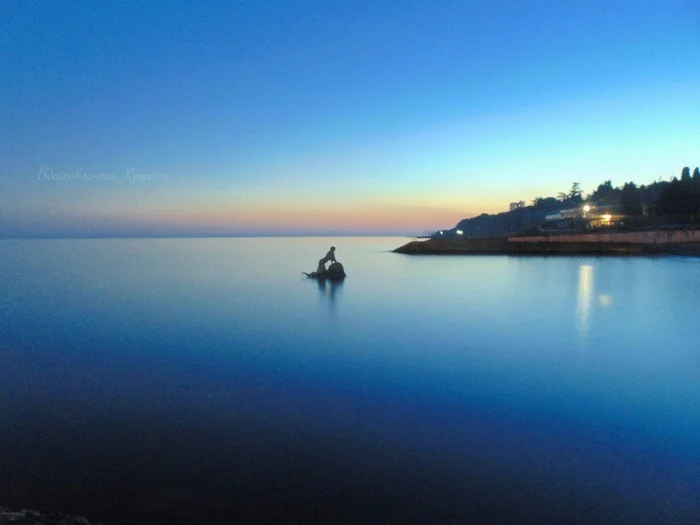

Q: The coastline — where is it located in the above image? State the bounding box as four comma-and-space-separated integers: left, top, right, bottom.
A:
393, 232, 700, 256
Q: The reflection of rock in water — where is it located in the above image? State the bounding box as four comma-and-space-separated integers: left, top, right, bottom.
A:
304, 262, 345, 312
318, 278, 343, 307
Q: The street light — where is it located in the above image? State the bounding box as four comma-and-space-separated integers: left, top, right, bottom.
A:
456, 229, 463, 235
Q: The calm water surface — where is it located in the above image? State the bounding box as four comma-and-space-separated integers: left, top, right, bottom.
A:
1, 237, 699, 523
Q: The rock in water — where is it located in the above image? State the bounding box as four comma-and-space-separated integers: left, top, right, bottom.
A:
304, 262, 346, 281
326, 262, 346, 280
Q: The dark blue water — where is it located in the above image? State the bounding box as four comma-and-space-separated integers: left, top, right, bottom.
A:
2, 237, 699, 523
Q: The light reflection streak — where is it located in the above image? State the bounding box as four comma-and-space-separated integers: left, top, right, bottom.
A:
577, 265, 593, 339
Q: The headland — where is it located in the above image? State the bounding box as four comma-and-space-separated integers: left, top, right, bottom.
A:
398, 169, 700, 256
394, 230, 700, 256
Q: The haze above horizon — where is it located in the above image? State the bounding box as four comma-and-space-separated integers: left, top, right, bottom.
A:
2, 1, 699, 238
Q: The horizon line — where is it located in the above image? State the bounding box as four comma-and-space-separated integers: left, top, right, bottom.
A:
0, 233, 422, 240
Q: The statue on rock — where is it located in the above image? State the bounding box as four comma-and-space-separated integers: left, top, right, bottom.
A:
304, 246, 346, 281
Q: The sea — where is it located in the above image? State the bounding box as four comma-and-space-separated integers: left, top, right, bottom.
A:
1, 237, 699, 524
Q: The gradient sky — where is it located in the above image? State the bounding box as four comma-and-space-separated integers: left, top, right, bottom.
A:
1, 1, 699, 237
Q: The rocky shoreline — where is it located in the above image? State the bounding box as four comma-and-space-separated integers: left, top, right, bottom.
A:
393, 236, 700, 256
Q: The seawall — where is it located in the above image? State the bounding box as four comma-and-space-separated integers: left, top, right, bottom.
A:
393, 230, 700, 256
509, 230, 700, 244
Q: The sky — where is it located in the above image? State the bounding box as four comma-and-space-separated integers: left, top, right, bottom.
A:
1, 1, 699, 237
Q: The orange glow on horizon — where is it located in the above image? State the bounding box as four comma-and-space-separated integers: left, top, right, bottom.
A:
93, 200, 491, 233
58, 191, 511, 234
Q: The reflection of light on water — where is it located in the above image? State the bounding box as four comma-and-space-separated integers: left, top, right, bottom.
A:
577, 267, 614, 340
577, 265, 593, 337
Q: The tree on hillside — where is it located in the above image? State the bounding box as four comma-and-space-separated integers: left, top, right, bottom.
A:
640, 184, 659, 216
568, 182, 583, 201
656, 177, 700, 216
681, 167, 691, 182
620, 182, 642, 216
532, 197, 561, 211
555, 182, 584, 207
592, 180, 613, 198
590, 180, 621, 206
693, 167, 700, 181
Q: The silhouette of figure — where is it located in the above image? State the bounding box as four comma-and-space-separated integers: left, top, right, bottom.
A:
317, 246, 336, 273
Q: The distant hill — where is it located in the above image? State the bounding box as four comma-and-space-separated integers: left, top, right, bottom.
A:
445, 207, 549, 238
437, 167, 700, 238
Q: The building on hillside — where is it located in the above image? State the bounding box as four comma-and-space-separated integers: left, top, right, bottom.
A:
509, 201, 526, 211
538, 204, 625, 233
